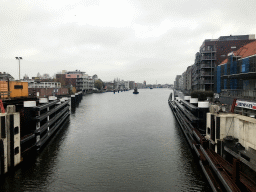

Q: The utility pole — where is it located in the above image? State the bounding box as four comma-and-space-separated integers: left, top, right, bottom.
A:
15, 57, 22, 80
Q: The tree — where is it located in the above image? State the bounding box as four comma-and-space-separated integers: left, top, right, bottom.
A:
94, 79, 103, 90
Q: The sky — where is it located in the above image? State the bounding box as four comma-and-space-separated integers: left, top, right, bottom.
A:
1, 0, 256, 84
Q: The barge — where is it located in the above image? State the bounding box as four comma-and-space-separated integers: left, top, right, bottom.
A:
0, 90, 84, 176
168, 90, 256, 192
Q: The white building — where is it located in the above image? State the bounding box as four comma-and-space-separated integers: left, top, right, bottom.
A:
28, 81, 61, 88
76, 74, 94, 92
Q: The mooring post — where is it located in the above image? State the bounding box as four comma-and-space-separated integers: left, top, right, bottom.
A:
232, 158, 241, 186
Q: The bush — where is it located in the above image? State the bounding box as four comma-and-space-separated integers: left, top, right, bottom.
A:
191, 91, 213, 101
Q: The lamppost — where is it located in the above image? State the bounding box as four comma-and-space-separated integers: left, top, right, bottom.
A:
15, 57, 22, 80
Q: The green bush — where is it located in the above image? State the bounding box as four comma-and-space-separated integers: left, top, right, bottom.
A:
191, 91, 213, 101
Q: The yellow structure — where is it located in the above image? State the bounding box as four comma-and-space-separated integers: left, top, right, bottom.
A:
0, 81, 28, 99
0, 81, 8, 98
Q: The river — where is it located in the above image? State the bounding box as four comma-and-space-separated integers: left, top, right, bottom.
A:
1, 88, 211, 191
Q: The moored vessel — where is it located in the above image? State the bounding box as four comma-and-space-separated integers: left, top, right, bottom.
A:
133, 87, 139, 94
168, 89, 256, 192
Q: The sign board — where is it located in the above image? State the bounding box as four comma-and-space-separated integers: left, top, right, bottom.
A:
236, 100, 256, 110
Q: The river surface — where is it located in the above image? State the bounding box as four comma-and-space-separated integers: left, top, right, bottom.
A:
1, 88, 211, 191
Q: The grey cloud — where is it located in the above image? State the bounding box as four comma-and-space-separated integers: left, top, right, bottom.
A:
1, 0, 256, 84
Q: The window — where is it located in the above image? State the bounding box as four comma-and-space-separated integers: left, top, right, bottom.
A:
14, 126, 19, 135
14, 85, 23, 89
15, 147, 19, 155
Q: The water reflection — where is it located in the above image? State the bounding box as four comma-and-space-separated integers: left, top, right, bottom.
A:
1, 89, 211, 192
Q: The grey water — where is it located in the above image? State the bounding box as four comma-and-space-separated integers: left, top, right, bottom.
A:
1, 88, 211, 192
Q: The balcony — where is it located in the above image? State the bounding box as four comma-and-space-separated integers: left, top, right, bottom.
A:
200, 55, 216, 61
200, 72, 214, 76
220, 89, 256, 99
192, 80, 198, 86
198, 79, 214, 85
200, 64, 214, 69
200, 47, 216, 53
222, 72, 256, 80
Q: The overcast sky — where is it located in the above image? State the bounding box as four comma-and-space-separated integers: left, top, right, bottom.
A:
1, 0, 256, 84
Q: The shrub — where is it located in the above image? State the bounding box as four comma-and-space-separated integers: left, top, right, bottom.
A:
191, 91, 213, 101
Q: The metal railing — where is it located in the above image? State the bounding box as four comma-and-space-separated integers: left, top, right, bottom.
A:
201, 47, 216, 53
200, 72, 214, 76
200, 56, 216, 60
220, 89, 256, 98
199, 79, 214, 84
200, 64, 214, 68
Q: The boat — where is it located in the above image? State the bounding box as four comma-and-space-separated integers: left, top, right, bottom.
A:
168, 90, 256, 191
133, 87, 139, 94
0, 86, 84, 176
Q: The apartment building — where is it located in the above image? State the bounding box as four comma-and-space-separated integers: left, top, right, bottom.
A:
76, 74, 94, 92
217, 40, 256, 104
192, 34, 255, 92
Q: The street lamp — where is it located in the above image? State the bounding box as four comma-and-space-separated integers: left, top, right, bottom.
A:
15, 57, 22, 80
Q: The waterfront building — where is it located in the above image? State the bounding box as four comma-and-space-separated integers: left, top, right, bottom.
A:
104, 81, 114, 91
217, 40, 256, 106
129, 81, 135, 89
26, 80, 68, 97
56, 70, 85, 89
192, 34, 255, 92
76, 74, 94, 93
179, 75, 184, 90
65, 70, 85, 88
143, 80, 146, 87
28, 81, 61, 89
113, 78, 130, 90
174, 75, 181, 90
124, 81, 129, 90
182, 65, 192, 95
136, 83, 143, 89
191, 52, 201, 91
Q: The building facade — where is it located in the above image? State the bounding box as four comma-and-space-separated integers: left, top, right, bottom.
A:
174, 75, 181, 90
217, 40, 256, 102
193, 34, 255, 92
76, 74, 94, 92
28, 81, 61, 88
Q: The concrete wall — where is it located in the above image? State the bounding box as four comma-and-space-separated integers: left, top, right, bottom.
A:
0, 108, 21, 175
206, 112, 256, 151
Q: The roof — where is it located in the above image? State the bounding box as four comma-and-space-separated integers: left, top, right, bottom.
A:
220, 40, 256, 65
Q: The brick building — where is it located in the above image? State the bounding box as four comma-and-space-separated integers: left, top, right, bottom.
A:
192, 34, 255, 92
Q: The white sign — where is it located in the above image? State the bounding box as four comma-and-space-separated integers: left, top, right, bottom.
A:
236, 100, 256, 110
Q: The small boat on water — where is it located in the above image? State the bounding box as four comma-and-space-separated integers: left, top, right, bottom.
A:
133, 87, 139, 94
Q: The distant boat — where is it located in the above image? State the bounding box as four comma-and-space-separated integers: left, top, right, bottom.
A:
133, 87, 139, 94
150, 87, 153, 89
